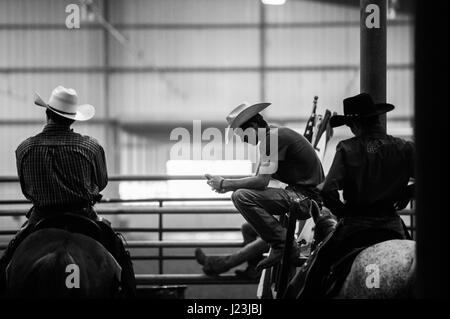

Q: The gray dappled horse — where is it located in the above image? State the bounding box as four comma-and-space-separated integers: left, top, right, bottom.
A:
310, 207, 416, 299
5, 228, 122, 298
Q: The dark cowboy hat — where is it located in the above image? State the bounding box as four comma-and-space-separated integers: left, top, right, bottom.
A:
330, 93, 395, 128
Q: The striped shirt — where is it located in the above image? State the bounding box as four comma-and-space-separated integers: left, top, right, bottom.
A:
16, 123, 108, 208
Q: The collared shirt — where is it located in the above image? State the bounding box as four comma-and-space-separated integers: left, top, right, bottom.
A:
15, 123, 108, 208
321, 130, 415, 217
258, 125, 325, 200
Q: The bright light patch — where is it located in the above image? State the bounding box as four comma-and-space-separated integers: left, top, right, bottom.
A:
118, 160, 253, 200
261, 0, 286, 5
166, 160, 252, 176
166, 160, 253, 198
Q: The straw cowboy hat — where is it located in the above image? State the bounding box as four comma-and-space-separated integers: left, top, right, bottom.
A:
226, 102, 271, 141
34, 86, 95, 121
330, 93, 394, 128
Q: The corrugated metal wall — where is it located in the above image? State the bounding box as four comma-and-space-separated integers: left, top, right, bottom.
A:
0, 0, 414, 179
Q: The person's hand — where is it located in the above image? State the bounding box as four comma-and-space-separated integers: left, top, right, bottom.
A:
394, 198, 410, 211
394, 184, 415, 210
316, 182, 324, 192
205, 174, 224, 192
214, 188, 227, 194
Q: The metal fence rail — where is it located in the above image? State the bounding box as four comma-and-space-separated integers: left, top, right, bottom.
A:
0, 175, 416, 286
135, 274, 258, 285
0, 175, 246, 183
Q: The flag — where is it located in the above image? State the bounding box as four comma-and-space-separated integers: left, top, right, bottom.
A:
311, 114, 323, 148
313, 109, 331, 149
324, 112, 336, 152
303, 96, 318, 143
312, 109, 334, 159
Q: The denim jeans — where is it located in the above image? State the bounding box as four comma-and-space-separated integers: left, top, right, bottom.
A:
231, 187, 308, 250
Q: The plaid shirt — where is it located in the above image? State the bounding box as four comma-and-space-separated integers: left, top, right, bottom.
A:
16, 123, 108, 208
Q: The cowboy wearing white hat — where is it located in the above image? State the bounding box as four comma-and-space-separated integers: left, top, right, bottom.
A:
34, 85, 95, 121
0, 86, 136, 297
225, 101, 271, 142
199, 101, 325, 272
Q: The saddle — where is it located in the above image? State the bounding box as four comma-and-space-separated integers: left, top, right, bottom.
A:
323, 225, 407, 297
1, 210, 136, 298
33, 212, 102, 242
32, 213, 123, 257
285, 188, 316, 220
323, 247, 367, 297
289, 225, 407, 299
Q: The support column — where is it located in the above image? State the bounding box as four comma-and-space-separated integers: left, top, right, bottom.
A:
259, 2, 266, 102
360, 0, 387, 130
103, 0, 120, 199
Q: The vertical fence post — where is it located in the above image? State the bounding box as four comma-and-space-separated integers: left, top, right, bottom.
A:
158, 200, 164, 274
259, 2, 266, 101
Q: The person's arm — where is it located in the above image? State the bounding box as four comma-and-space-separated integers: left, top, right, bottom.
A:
394, 141, 416, 210
222, 173, 272, 191
15, 146, 27, 197
94, 144, 108, 192
320, 143, 346, 217
206, 128, 283, 193
407, 141, 415, 179
205, 170, 273, 193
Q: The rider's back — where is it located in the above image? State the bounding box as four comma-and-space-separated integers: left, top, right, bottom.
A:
338, 131, 415, 216
15, 124, 108, 209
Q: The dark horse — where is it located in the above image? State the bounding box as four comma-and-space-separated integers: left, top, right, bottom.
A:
5, 228, 122, 298
306, 207, 416, 298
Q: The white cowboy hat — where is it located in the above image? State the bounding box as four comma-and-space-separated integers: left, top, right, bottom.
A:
225, 101, 271, 142
34, 86, 95, 121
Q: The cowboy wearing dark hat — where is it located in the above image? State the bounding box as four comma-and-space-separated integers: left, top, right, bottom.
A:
289, 93, 415, 299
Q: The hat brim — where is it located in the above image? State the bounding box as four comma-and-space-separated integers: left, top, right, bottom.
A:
330, 103, 394, 128
225, 102, 271, 143
34, 93, 95, 121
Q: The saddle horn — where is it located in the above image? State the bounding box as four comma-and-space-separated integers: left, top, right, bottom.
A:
310, 200, 322, 224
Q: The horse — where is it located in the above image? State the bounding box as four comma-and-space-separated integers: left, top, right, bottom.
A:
5, 228, 122, 298
304, 207, 416, 299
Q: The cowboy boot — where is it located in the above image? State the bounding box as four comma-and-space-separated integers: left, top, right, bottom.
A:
234, 259, 263, 280
195, 248, 232, 275
195, 238, 270, 276
96, 221, 136, 298
0, 223, 34, 294
234, 239, 269, 280
256, 242, 301, 271
110, 233, 136, 298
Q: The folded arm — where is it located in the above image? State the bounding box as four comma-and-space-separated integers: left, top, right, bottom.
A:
206, 158, 277, 193
320, 144, 346, 217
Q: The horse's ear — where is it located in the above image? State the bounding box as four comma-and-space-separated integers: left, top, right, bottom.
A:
310, 200, 322, 224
